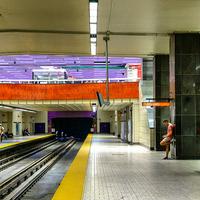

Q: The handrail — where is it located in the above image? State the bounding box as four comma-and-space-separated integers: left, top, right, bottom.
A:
0, 78, 138, 84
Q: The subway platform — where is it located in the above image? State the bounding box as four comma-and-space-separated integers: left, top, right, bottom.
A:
0, 134, 54, 150
53, 134, 200, 200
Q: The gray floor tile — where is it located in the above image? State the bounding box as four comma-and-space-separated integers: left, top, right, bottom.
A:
83, 134, 200, 200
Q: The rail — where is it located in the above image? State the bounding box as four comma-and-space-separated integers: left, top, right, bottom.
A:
0, 78, 137, 84
0, 139, 76, 199
0, 140, 57, 171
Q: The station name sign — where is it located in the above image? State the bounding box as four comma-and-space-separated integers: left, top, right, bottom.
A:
142, 102, 172, 107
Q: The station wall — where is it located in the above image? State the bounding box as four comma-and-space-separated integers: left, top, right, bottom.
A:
97, 110, 115, 134
138, 84, 151, 148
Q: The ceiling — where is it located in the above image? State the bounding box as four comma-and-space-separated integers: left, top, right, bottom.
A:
0, 100, 133, 112
97, 0, 200, 56
0, 0, 90, 55
0, 0, 199, 56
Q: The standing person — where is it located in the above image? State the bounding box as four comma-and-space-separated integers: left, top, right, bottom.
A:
0, 124, 5, 142
160, 119, 173, 159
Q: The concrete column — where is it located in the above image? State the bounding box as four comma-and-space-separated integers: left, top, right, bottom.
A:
119, 107, 132, 143
170, 33, 200, 159
22, 112, 36, 133
153, 55, 170, 150
12, 110, 22, 136
7, 112, 12, 134
117, 111, 121, 138
132, 104, 140, 143
97, 110, 100, 133
119, 109, 127, 141
127, 106, 132, 144
114, 110, 119, 137
35, 111, 48, 133
0, 112, 9, 131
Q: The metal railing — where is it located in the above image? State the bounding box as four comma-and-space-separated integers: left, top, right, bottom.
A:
0, 78, 137, 84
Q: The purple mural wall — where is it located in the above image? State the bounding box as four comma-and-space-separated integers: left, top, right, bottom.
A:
0, 55, 142, 80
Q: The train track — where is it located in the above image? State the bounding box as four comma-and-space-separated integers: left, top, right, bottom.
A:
0, 139, 76, 200
0, 140, 57, 171
0, 136, 55, 160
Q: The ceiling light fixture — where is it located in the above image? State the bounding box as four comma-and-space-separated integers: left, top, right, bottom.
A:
90, 23, 97, 35
0, 105, 13, 110
15, 108, 37, 113
89, 0, 98, 55
0, 104, 37, 113
89, 2, 98, 23
91, 43, 97, 56
91, 103, 97, 112
90, 37, 97, 43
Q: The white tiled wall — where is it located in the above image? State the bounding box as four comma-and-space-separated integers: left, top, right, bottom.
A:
0, 111, 10, 131
97, 110, 115, 134
132, 103, 140, 143
138, 84, 151, 148
35, 111, 48, 133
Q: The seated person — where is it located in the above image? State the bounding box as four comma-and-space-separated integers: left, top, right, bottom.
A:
23, 128, 30, 136
160, 119, 173, 159
0, 124, 5, 142
5, 129, 13, 138
4, 129, 9, 138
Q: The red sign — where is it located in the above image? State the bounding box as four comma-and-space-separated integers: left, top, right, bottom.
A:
142, 102, 172, 107
127, 63, 142, 80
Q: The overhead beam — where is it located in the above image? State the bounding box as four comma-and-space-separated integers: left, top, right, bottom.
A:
99, 32, 170, 36
0, 29, 170, 36
0, 29, 89, 35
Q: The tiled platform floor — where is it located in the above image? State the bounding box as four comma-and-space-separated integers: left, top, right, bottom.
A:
83, 134, 200, 200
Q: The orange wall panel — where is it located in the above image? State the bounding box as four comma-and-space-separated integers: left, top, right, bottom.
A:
0, 82, 139, 100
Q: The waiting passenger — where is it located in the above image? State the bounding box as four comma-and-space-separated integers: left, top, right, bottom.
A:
5, 128, 12, 138
2, 130, 8, 140
23, 128, 30, 136
160, 120, 173, 159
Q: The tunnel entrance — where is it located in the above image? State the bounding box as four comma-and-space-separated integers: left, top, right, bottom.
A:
52, 117, 93, 140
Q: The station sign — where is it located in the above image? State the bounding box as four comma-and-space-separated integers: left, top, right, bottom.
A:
125, 63, 142, 81
142, 102, 172, 107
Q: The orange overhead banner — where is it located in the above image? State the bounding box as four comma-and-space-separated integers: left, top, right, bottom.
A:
142, 102, 172, 107
0, 82, 139, 100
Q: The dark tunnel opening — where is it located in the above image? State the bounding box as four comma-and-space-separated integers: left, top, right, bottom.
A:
52, 117, 93, 141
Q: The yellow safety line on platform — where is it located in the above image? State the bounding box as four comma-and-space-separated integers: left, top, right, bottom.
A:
52, 134, 93, 200
0, 134, 54, 150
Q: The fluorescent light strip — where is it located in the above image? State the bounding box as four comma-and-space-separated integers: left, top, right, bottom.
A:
0, 105, 13, 110
0, 104, 37, 113
89, 2, 98, 23
91, 103, 97, 112
89, 1, 98, 55
90, 37, 97, 42
90, 16, 97, 24
90, 23, 97, 34
91, 43, 96, 56
15, 108, 37, 113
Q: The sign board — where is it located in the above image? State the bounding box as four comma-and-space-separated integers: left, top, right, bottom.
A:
142, 102, 172, 107
125, 63, 142, 81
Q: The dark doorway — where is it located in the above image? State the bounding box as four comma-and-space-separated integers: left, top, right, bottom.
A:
52, 117, 93, 140
35, 123, 45, 134
100, 122, 110, 133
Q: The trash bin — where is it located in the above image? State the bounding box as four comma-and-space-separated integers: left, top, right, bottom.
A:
150, 128, 155, 150
170, 138, 176, 159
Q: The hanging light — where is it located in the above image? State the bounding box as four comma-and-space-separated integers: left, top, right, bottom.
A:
89, 0, 98, 55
